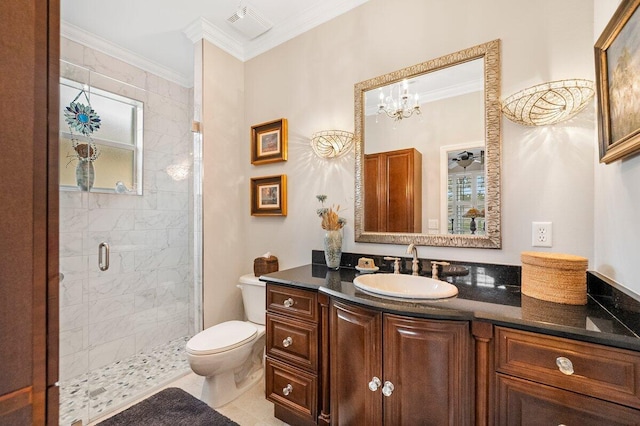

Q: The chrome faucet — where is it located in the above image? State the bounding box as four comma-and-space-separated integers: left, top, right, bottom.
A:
406, 243, 419, 276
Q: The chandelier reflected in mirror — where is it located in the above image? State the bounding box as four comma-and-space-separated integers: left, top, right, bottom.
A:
377, 79, 421, 121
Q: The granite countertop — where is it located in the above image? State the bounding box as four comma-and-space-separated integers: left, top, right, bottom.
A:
261, 262, 640, 352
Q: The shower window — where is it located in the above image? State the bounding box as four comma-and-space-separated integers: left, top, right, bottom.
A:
59, 78, 143, 194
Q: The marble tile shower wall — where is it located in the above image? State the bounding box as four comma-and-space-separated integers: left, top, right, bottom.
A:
59, 38, 195, 381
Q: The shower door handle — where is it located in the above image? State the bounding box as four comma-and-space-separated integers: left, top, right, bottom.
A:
98, 242, 110, 271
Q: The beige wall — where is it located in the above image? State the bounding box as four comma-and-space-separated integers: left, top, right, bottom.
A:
200, 41, 246, 328
238, 0, 595, 271
198, 0, 640, 319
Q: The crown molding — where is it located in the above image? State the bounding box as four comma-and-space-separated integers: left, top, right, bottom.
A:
184, 0, 369, 62
243, 0, 369, 60
61, 21, 192, 88
183, 17, 245, 62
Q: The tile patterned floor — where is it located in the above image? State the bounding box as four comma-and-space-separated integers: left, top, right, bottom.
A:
59, 336, 191, 426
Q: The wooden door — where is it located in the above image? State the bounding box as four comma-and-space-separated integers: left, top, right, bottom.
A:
383, 315, 471, 426
330, 300, 382, 426
0, 1, 59, 425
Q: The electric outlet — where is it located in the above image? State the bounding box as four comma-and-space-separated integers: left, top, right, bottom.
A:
532, 222, 552, 247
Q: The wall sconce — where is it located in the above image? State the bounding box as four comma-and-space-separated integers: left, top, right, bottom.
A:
310, 130, 354, 159
502, 79, 594, 126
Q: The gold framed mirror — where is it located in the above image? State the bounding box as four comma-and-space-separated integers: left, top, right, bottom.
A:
354, 39, 501, 248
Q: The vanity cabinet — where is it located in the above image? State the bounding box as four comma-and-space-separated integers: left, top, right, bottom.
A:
265, 283, 322, 426
494, 326, 640, 425
364, 148, 422, 233
330, 299, 472, 425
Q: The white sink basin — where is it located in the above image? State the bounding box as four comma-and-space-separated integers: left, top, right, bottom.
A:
353, 273, 458, 300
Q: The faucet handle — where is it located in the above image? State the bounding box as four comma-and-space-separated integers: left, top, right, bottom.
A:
384, 256, 401, 274
431, 261, 450, 280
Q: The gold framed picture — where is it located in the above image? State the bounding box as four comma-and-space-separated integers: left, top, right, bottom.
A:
250, 175, 287, 216
595, 0, 640, 163
251, 118, 288, 165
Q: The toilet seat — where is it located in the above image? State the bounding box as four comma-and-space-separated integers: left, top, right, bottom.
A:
186, 321, 257, 356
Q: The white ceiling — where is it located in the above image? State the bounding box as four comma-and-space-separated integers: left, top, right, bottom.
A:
61, 0, 369, 87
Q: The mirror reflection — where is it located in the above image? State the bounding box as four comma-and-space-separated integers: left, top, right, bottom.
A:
354, 40, 501, 248
364, 59, 484, 235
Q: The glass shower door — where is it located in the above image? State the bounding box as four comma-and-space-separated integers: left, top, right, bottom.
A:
58, 59, 197, 425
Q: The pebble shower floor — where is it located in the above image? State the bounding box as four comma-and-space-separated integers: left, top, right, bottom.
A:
59, 336, 191, 425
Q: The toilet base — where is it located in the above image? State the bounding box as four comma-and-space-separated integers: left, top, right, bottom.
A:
201, 366, 264, 408
199, 336, 266, 408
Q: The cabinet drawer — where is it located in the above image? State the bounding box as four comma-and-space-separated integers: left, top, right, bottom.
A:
267, 283, 317, 322
266, 357, 317, 421
497, 374, 640, 425
496, 327, 640, 409
267, 313, 318, 372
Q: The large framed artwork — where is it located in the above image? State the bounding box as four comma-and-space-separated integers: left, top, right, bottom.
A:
251, 118, 288, 165
250, 175, 287, 216
595, 0, 640, 163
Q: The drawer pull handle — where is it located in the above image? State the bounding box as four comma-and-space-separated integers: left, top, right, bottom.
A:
283, 298, 294, 308
283, 384, 293, 396
382, 381, 394, 397
556, 357, 574, 375
368, 377, 381, 391
282, 336, 293, 347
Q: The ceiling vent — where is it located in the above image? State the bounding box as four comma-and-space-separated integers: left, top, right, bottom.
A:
226, 5, 273, 40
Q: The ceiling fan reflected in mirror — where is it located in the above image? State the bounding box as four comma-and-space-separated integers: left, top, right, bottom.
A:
448, 150, 484, 170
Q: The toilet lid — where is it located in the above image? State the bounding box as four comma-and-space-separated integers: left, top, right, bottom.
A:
186, 321, 257, 356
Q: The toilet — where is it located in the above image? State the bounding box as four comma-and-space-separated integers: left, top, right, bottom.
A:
186, 273, 266, 408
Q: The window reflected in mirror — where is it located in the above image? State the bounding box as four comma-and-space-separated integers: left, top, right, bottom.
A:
442, 145, 485, 235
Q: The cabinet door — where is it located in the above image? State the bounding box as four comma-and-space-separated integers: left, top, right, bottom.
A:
497, 374, 640, 425
364, 154, 382, 232
385, 149, 421, 233
383, 315, 471, 426
330, 301, 382, 426
363, 148, 422, 233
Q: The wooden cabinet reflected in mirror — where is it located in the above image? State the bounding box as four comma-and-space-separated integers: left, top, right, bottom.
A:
364, 148, 422, 233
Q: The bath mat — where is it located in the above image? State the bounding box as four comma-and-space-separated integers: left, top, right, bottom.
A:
97, 387, 239, 426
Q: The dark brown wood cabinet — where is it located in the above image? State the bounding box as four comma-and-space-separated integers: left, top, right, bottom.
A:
263, 281, 640, 426
265, 284, 322, 426
330, 300, 472, 425
364, 148, 422, 233
494, 326, 640, 424
497, 374, 640, 425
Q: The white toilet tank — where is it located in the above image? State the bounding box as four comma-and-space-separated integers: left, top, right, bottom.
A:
238, 273, 266, 325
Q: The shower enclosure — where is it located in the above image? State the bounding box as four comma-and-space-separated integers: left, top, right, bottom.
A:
57, 57, 201, 425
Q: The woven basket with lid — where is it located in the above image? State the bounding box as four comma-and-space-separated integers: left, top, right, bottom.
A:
521, 252, 588, 305
253, 255, 279, 277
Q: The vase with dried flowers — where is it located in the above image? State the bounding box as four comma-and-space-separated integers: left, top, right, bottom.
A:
316, 195, 346, 269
